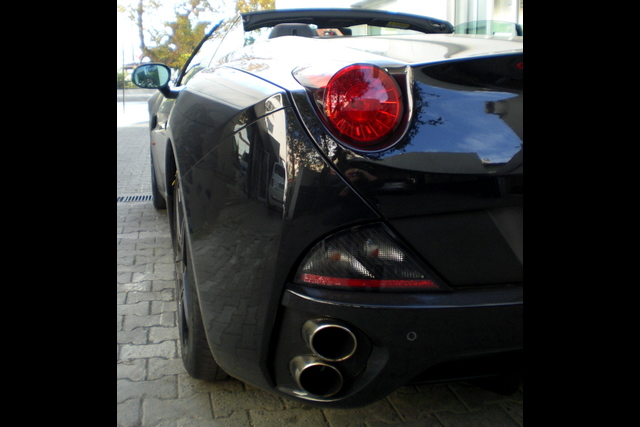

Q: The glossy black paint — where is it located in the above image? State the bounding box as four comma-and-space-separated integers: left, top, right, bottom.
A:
287, 53, 522, 288
140, 9, 522, 408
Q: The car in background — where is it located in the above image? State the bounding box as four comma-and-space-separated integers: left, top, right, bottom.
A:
132, 8, 523, 408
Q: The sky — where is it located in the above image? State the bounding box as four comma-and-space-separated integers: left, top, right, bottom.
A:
117, 0, 351, 68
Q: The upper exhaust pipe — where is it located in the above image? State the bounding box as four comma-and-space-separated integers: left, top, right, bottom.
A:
290, 355, 343, 398
302, 319, 357, 362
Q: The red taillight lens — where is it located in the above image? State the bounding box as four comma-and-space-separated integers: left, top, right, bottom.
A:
294, 64, 407, 152
294, 224, 446, 292
324, 65, 403, 148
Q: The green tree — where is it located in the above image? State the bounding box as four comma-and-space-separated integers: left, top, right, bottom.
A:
119, 0, 275, 70
118, 1, 220, 69
236, 0, 274, 13
144, 1, 219, 69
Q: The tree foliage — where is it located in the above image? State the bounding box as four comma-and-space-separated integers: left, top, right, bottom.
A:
146, 11, 204, 67
144, 1, 218, 69
119, 0, 275, 70
236, 0, 274, 13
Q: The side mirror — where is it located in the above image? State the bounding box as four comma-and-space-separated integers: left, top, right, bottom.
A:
131, 63, 178, 98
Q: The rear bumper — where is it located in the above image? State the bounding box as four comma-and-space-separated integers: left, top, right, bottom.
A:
271, 284, 522, 408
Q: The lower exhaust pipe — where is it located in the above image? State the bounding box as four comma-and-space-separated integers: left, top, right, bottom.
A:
290, 355, 343, 398
302, 319, 357, 362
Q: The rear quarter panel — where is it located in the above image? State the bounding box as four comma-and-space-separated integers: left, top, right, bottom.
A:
168, 68, 287, 385
168, 66, 381, 387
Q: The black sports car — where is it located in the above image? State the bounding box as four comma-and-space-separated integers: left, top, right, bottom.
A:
132, 8, 522, 408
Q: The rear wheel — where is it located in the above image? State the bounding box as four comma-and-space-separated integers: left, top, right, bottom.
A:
172, 172, 227, 381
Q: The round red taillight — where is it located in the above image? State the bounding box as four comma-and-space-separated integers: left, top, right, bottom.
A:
323, 64, 403, 150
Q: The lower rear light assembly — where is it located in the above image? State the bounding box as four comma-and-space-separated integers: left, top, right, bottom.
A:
294, 224, 447, 291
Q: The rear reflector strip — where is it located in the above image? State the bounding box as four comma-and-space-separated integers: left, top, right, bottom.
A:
299, 273, 439, 289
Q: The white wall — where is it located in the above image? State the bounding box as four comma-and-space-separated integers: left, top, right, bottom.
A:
273, 0, 521, 27
275, 0, 452, 23
275, 0, 360, 9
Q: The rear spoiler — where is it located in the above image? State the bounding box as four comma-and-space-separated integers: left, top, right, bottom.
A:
242, 8, 453, 34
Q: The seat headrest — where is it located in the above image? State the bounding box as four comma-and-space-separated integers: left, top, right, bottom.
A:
269, 24, 316, 39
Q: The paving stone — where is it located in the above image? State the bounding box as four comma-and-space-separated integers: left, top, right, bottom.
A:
250, 408, 328, 427
117, 398, 142, 427
148, 358, 185, 381
143, 394, 213, 425
500, 400, 523, 426
149, 325, 178, 343
117, 358, 147, 381
448, 381, 523, 411
117, 376, 178, 403
388, 384, 467, 420
120, 340, 176, 359
322, 398, 403, 426
208, 411, 252, 427
436, 404, 521, 427
122, 311, 175, 331
118, 281, 152, 293
210, 385, 285, 418
117, 327, 148, 346
117, 301, 149, 316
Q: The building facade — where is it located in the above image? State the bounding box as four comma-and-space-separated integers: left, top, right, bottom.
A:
275, 0, 523, 30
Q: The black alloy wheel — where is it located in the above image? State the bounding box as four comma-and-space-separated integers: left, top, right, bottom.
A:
172, 172, 227, 381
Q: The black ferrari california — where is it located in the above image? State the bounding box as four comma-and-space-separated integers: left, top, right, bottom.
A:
131, 8, 523, 408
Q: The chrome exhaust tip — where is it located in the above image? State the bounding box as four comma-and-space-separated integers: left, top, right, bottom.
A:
302, 319, 357, 362
289, 355, 343, 398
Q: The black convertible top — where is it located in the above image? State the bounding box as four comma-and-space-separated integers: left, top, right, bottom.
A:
242, 8, 453, 34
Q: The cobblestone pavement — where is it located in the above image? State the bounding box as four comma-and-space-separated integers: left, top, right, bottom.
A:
117, 94, 523, 426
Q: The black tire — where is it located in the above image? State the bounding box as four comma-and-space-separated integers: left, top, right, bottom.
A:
150, 154, 167, 209
172, 173, 227, 381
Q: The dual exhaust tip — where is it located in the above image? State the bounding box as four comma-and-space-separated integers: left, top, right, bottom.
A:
290, 319, 357, 398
